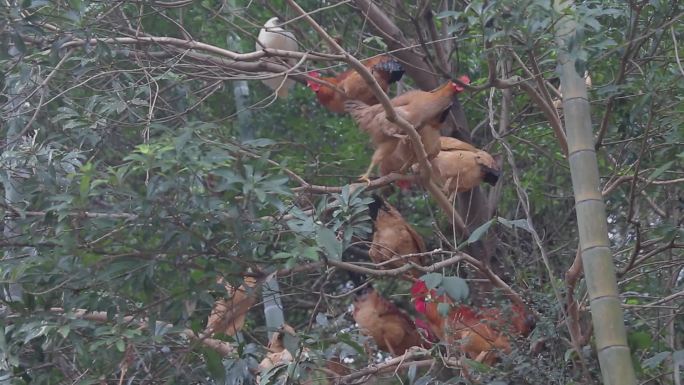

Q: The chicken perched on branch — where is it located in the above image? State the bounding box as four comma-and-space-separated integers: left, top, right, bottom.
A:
352, 283, 430, 356
306, 55, 404, 113
256, 17, 299, 98
411, 280, 535, 364
345, 76, 470, 183
431, 137, 500, 197
257, 324, 296, 384
205, 275, 258, 337
379, 109, 451, 189
368, 194, 426, 278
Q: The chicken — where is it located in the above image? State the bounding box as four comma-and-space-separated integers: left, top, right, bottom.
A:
306, 55, 404, 113
352, 284, 427, 356
411, 280, 535, 364
378, 108, 452, 186
256, 17, 299, 98
368, 194, 426, 278
257, 324, 296, 384
431, 136, 500, 197
205, 275, 258, 337
345, 76, 470, 183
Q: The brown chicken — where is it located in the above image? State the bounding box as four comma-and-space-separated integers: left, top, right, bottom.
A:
352, 284, 427, 356
256, 324, 296, 384
205, 275, 258, 337
345, 76, 470, 183
378, 108, 451, 183
431, 136, 500, 197
411, 280, 535, 364
368, 194, 426, 278
306, 55, 405, 113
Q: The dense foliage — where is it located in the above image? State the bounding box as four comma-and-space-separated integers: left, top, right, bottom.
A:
0, 0, 682, 384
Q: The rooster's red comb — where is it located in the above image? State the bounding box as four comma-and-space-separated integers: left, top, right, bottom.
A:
306, 71, 322, 91
411, 280, 428, 296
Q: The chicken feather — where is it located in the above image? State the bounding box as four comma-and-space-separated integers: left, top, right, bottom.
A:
411, 280, 536, 364
432, 137, 500, 196
368, 194, 426, 278
307, 55, 405, 113
353, 285, 426, 356
256, 17, 299, 99
345, 76, 470, 182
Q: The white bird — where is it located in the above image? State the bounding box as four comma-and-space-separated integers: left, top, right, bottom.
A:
256, 17, 299, 99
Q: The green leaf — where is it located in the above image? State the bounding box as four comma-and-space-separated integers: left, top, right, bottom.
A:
646, 161, 673, 182
564, 348, 576, 362
272, 252, 292, 260
301, 246, 320, 261
316, 227, 342, 260
315, 313, 328, 327
414, 376, 434, 385
420, 273, 443, 290
27, 0, 50, 8
464, 219, 496, 245
673, 349, 684, 364
497, 217, 532, 233
12, 33, 26, 55
441, 276, 469, 302
642, 351, 670, 369
407, 363, 417, 384
58, 325, 70, 339
436, 10, 460, 19
337, 333, 365, 355
629, 331, 652, 350
437, 302, 450, 317
115, 339, 125, 352
462, 357, 491, 372
79, 173, 91, 199
362, 36, 387, 50
202, 348, 226, 381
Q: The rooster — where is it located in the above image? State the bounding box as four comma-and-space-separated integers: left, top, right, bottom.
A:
411, 280, 535, 364
431, 136, 500, 197
256, 17, 299, 98
368, 194, 426, 278
306, 55, 404, 113
205, 275, 258, 337
345, 76, 470, 183
352, 283, 430, 356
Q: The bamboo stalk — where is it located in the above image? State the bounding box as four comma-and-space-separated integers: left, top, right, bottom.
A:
554, 2, 637, 384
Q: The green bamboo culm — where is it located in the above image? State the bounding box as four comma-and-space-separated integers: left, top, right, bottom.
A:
554, 2, 638, 385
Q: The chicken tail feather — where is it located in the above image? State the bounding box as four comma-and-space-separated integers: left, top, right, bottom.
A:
347, 270, 365, 285
344, 99, 369, 112
437, 106, 451, 124
344, 100, 371, 125
373, 58, 405, 83
368, 193, 385, 221
482, 166, 500, 186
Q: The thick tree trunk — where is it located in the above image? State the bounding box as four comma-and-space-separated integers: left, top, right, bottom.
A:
555, 2, 637, 384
